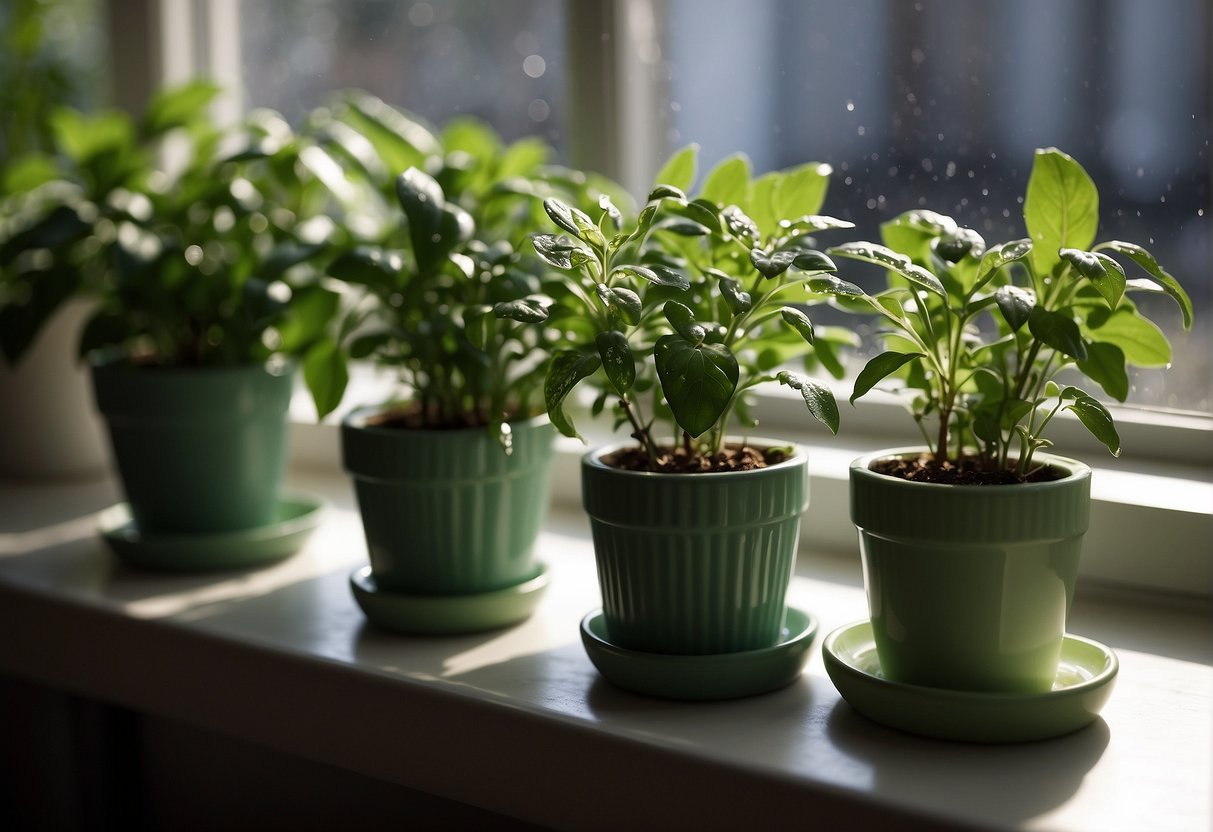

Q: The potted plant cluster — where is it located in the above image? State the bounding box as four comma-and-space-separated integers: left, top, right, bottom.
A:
513, 145, 857, 699
819, 148, 1192, 740
1, 82, 351, 569
313, 96, 614, 634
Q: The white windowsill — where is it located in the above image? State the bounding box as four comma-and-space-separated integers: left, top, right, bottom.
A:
0, 463, 1209, 831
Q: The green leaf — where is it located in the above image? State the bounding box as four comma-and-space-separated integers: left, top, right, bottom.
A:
777, 370, 839, 434
654, 144, 698, 192
544, 350, 601, 439
790, 250, 836, 274
718, 275, 752, 314
303, 338, 348, 419
595, 331, 635, 395
654, 335, 739, 438
327, 247, 402, 291
780, 307, 815, 344
396, 167, 472, 271
1060, 386, 1121, 457
720, 205, 759, 243
1024, 148, 1099, 277
994, 285, 1035, 332
493, 298, 549, 324
611, 264, 689, 290
699, 154, 750, 206
803, 275, 864, 297
974, 238, 1032, 291
827, 242, 947, 297
1099, 241, 1193, 329
50, 108, 134, 164
1076, 341, 1129, 402
663, 301, 705, 344
543, 197, 588, 237
277, 285, 338, 353
1061, 248, 1125, 309
1028, 306, 1087, 361
647, 184, 687, 201
1083, 305, 1171, 367
531, 233, 592, 270
143, 80, 222, 135
465, 305, 496, 350
348, 331, 391, 359
750, 248, 796, 279
595, 284, 642, 326
851, 351, 924, 404
774, 162, 832, 220
598, 194, 623, 229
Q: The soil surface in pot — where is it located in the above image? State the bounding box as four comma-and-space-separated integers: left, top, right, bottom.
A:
872, 455, 1065, 485
367, 403, 535, 431
603, 443, 791, 474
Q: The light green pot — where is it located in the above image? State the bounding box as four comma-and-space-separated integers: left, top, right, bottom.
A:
91, 358, 293, 535
850, 448, 1091, 693
342, 409, 555, 595
581, 441, 809, 655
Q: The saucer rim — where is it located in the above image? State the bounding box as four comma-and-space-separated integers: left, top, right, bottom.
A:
98, 491, 326, 546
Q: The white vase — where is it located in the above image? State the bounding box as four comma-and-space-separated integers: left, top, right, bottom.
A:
0, 298, 110, 480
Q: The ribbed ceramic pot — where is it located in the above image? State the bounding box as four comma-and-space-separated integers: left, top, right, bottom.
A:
581, 440, 809, 655
342, 409, 555, 595
850, 448, 1091, 693
91, 358, 293, 534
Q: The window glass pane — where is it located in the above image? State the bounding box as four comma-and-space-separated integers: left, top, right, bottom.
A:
240, 0, 566, 151
666, 0, 1210, 412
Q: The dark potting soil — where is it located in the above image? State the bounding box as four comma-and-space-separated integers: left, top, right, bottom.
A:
603, 444, 792, 474
871, 455, 1066, 485
367, 404, 495, 431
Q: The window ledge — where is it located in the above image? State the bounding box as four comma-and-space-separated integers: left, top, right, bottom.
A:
0, 466, 1209, 831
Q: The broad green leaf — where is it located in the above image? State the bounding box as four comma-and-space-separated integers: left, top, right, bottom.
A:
790, 250, 836, 274
1028, 306, 1087, 361
327, 247, 403, 291
1024, 147, 1099, 277
654, 144, 698, 192
718, 274, 752, 314
1060, 386, 1121, 457
143, 80, 222, 135
598, 193, 623, 229
596, 330, 635, 395
994, 285, 1035, 331
654, 335, 739, 438
647, 184, 687, 201
498, 136, 551, 179
780, 307, 815, 344
545, 350, 602, 439
777, 370, 839, 434
595, 284, 642, 326
493, 298, 549, 324
780, 215, 855, 234
1061, 248, 1124, 309
663, 301, 705, 344
50, 109, 133, 164
750, 248, 796, 279
850, 351, 924, 404
933, 227, 986, 262
774, 162, 832, 220
670, 198, 722, 233
543, 197, 595, 241
611, 264, 689, 290
531, 233, 592, 270
1099, 241, 1193, 329
3, 154, 60, 193
828, 242, 946, 297
1076, 341, 1129, 402
974, 238, 1032, 291
303, 338, 348, 419
464, 305, 496, 350
397, 168, 467, 271
1083, 305, 1171, 367
720, 205, 760, 243
745, 171, 780, 237
349, 331, 392, 359
343, 92, 441, 169
803, 275, 864, 297
699, 154, 750, 206
277, 285, 338, 352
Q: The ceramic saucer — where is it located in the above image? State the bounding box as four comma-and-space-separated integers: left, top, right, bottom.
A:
99, 493, 325, 572
349, 563, 550, 635
822, 620, 1118, 743
580, 607, 818, 701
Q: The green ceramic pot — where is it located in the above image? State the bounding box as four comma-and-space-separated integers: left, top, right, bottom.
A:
850, 448, 1091, 693
91, 358, 293, 534
342, 409, 555, 595
581, 441, 809, 655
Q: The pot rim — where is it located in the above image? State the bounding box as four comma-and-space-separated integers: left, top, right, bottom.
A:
89, 350, 292, 378
583, 437, 807, 480
850, 446, 1090, 490
342, 404, 550, 436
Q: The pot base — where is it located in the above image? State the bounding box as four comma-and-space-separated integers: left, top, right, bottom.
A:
580, 607, 817, 701
349, 563, 549, 635
99, 493, 324, 572
822, 620, 1118, 743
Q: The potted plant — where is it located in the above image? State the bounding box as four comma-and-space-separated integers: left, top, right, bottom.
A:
516, 146, 856, 698
821, 148, 1193, 700
317, 101, 586, 634
4, 82, 349, 568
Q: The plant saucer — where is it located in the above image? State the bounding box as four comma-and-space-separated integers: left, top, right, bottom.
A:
580, 607, 818, 701
349, 563, 550, 635
822, 620, 1118, 743
99, 492, 325, 572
